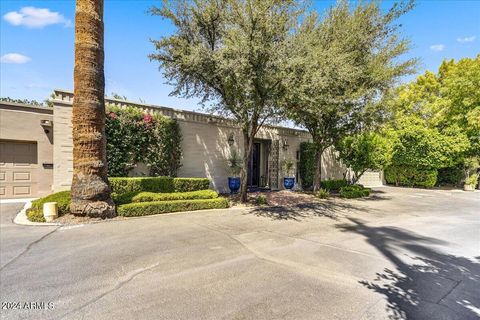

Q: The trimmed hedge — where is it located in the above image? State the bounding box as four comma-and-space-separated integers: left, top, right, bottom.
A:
27, 191, 71, 222
108, 177, 210, 194
385, 166, 437, 188
117, 198, 229, 217
339, 185, 371, 198
299, 142, 316, 189
321, 179, 348, 192
113, 189, 218, 205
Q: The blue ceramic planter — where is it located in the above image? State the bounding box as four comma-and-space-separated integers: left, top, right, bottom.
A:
228, 177, 241, 194
283, 177, 295, 190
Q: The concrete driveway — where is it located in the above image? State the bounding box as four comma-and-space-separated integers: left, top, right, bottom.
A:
1, 187, 479, 320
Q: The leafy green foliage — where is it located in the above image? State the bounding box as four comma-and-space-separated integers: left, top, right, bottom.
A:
384, 166, 438, 188
117, 198, 229, 217
109, 177, 210, 194
113, 189, 218, 205
26, 191, 71, 222
336, 132, 391, 183
282, 0, 416, 189
321, 179, 349, 192
106, 105, 182, 177
339, 185, 371, 198
226, 149, 242, 177
465, 173, 479, 187
315, 188, 330, 199
254, 195, 268, 206
281, 158, 295, 177
437, 165, 463, 187
150, 0, 303, 202
299, 142, 316, 189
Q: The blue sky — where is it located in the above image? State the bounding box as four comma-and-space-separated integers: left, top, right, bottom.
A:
1, 0, 479, 112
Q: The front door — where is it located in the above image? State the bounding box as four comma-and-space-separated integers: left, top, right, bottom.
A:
248, 142, 261, 187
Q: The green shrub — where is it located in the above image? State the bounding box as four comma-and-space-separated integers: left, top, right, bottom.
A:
315, 188, 330, 199
437, 165, 463, 186
109, 177, 210, 194
255, 195, 268, 205
113, 189, 218, 205
339, 185, 371, 198
27, 190, 71, 223
299, 142, 316, 189
31, 191, 71, 215
385, 165, 437, 188
321, 179, 348, 192
117, 198, 229, 217
26, 209, 45, 222
465, 173, 479, 187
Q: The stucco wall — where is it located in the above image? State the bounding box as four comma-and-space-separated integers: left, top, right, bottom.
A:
0, 103, 54, 197
52, 90, 351, 193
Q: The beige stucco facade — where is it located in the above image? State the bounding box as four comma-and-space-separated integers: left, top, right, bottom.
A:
0, 102, 54, 198
52, 90, 349, 193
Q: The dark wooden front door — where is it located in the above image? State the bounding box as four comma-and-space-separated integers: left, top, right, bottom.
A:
248, 142, 261, 187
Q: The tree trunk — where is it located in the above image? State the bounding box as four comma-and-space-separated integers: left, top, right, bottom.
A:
240, 129, 254, 203
313, 146, 322, 192
70, 0, 115, 218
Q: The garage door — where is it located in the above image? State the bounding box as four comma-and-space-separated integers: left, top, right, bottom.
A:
0, 141, 38, 199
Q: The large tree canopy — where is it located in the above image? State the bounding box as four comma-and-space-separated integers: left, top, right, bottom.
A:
282, 0, 416, 190
150, 0, 302, 201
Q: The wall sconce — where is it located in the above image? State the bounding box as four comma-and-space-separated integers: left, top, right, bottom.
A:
282, 138, 289, 150
40, 119, 52, 134
227, 133, 235, 146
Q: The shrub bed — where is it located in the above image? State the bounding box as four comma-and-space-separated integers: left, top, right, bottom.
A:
113, 189, 218, 205
117, 198, 229, 217
321, 179, 348, 192
385, 165, 437, 188
109, 177, 210, 194
339, 185, 371, 198
26, 191, 71, 222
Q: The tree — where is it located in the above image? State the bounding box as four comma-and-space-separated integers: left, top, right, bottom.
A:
70, 0, 115, 218
282, 0, 416, 190
150, 0, 302, 202
336, 132, 391, 184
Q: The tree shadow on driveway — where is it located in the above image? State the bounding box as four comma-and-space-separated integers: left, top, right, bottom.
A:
247, 201, 371, 221
336, 218, 480, 320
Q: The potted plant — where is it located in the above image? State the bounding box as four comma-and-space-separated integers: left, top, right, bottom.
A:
463, 157, 479, 191
282, 158, 295, 190
226, 149, 242, 194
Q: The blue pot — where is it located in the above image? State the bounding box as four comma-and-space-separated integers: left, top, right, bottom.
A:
228, 177, 241, 194
284, 177, 295, 190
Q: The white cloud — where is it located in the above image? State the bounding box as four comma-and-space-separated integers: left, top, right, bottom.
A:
3, 7, 71, 28
430, 44, 445, 52
457, 36, 476, 43
1, 53, 31, 64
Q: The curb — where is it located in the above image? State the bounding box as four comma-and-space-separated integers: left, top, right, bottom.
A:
13, 200, 61, 226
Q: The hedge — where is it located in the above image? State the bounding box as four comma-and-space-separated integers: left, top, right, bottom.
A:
27, 191, 71, 222
299, 142, 316, 189
113, 189, 218, 205
321, 179, 348, 192
117, 198, 229, 217
385, 166, 437, 188
108, 177, 210, 194
339, 185, 371, 198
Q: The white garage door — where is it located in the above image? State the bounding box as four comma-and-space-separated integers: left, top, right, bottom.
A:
0, 141, 38, 199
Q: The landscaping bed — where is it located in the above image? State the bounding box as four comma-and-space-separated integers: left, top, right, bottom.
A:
26, 177, 228, 223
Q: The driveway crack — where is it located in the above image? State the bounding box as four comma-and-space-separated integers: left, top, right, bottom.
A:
59, 262, 160, 319
1, 227, 59, 271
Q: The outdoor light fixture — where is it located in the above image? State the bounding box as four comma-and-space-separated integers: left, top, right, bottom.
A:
228, 133, 235, 146
282, 138, 289, 150
40, 119, 52, 134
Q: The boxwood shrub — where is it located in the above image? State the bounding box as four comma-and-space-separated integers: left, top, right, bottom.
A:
385, 166, 437, 188
117, 198, 229, 217
321, 179, 348, 192
108, 177, 210, 194
339, 185, 371, 198
113, 189, 218, 205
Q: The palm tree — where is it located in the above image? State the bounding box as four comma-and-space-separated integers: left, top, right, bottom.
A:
70, 0, 115, 218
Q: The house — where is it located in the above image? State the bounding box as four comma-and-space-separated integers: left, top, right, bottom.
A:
0, 89, 383, 199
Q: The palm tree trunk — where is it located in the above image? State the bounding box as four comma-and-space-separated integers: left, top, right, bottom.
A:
70, 0, 115, 218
